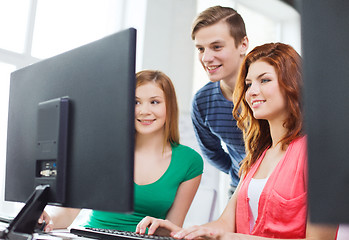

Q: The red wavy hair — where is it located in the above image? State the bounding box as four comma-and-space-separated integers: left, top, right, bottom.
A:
233, 43, 303, 175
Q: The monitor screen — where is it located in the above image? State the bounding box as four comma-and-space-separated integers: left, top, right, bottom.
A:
4, 28, 136, 236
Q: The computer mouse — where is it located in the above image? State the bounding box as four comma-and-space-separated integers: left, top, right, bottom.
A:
34, 220, 46, 233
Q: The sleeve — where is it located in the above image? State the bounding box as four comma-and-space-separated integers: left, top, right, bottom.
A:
182, 147, 204, 182
191, 97, 232, 174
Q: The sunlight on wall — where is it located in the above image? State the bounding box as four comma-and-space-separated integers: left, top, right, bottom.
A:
0, 1, 30, 53
32, 0, 124, 59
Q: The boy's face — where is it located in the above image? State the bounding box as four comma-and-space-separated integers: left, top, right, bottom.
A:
194, 21, 246, 83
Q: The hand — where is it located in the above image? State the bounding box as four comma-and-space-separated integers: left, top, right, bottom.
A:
38, 211, 54, 232
136, 216, 182, 236
172, 226, 227, 240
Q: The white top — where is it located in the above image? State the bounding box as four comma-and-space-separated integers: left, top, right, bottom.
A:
337, 224, 349, 240
247, 177, 268, 231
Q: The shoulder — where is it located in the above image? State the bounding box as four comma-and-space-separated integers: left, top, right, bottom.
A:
172, 144, 203, 166
192, 82, 232, 115
290, 135, 307, 151
173, 144, 202, 158
286, 136, 308, 169
193, 82, 221, 103
196, 81, 219, 93
172, 144, 204, 179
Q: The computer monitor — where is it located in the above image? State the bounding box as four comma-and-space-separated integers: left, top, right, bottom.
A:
3, 28, 136, 238
301, 0, 349, 224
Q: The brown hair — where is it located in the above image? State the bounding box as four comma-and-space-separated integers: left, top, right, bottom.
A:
233, 43, 303, 175
191, 5, 247, 47
136, 70, 180, 146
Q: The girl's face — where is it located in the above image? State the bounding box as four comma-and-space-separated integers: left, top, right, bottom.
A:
245, 60, 287, 122
194, 21, 247, 83
135, 82, 166, 136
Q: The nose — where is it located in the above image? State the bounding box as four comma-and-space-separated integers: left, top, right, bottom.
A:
247, 82, 259, 96
200, 49, 214, 63
137, 103, 150, 115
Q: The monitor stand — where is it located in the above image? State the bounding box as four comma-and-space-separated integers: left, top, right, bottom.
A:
0, 185, 49, 240
1, 97, 69, 240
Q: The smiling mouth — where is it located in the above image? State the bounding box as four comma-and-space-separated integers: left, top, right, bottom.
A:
138, 119, 155, 124
206, 65, 222, 72
252, 100, 265, 107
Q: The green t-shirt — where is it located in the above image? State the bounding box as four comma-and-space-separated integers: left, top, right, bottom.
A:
84, 144, 203, 232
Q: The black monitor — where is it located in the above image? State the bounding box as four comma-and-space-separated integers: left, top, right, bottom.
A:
300, 0, 349, 224
3, 28, 136, 239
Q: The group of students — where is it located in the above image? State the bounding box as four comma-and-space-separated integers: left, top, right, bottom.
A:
40, 5, 339, 240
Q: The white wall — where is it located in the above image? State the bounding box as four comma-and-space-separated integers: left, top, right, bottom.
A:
141, 0, 197, 114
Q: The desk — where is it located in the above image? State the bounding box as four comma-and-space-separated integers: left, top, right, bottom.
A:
35, 229, 93, 240
1, 229, 94, 240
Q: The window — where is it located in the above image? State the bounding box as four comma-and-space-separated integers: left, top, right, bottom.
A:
32, 0, 124, 59
0, 1, 31, 53
0, 0, 146, 217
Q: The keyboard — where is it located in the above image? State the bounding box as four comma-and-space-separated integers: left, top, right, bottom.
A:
70, 227, 179, 240
0, 216, 12, 224
0, 216, 11, 233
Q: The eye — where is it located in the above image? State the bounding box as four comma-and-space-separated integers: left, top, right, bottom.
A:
261, 78, 271, 83
151, 100, 160, 104
245, 82, 252, 89
135, 100, 140, 105
197, 47, 204, 53
213, 45, 222, 51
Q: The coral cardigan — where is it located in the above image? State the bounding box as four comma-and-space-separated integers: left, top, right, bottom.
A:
236, 136, 307, 238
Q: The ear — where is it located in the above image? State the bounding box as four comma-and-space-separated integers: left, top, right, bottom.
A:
239, 36, 249, 56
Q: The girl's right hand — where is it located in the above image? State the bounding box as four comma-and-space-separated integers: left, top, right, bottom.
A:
136, 216, 182, 236
38, 211, 54, 232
